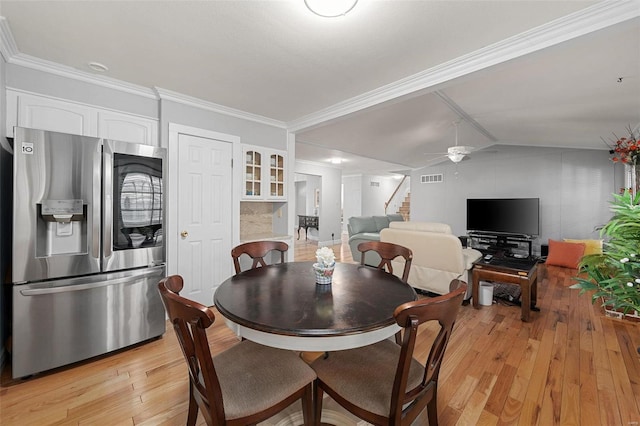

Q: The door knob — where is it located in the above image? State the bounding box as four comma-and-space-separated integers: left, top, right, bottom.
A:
181, 230, 189, 238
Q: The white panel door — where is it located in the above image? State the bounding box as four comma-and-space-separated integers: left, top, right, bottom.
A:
177, 133, 232, 306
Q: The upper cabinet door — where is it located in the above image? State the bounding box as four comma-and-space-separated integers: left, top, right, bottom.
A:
241, 145, 287, 201
7, 90, 158, 146
243, 148, 262, 199
13, 92, 98, 137
98, 110, 158, 145
268, 152, 286, 200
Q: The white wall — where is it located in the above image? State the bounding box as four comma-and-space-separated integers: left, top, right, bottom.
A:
295, 161, 342, 246
341, 174, 405, 232
360, 174, 401, 216
341, 175, 362, 232
159, 99, 286, 151
295, 180, 307, 216
305, 175, 321, 217
410, 145, 624, 255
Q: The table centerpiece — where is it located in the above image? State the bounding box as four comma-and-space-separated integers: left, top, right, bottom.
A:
313, 246, 336, 285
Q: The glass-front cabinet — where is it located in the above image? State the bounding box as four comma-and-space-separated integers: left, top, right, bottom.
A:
269, 153, 285, 198
242, 146, 286, 200
244, 149, 262, 198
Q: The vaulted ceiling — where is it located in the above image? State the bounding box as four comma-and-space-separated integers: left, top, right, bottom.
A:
1, 1, 638, 174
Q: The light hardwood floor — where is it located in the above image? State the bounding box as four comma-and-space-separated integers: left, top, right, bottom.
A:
1, 233, 639, 425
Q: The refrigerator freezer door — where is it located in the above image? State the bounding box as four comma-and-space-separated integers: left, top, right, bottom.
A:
13, 128, 102, 283
12, 265, 166, 378
103, 139, 166, 272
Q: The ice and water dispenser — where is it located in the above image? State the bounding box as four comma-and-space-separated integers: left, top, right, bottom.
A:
37, 199, 88, 257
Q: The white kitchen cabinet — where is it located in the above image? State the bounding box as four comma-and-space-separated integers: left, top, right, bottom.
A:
98, 110, 157, 145
243, 148, 263, 199
7, 90, 158, 145
8, 91, 98, 137
267, 151, 286, 200
242, 146, 287, 201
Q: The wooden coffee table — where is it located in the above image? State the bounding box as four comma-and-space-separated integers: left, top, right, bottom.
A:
471, 257, 539, 321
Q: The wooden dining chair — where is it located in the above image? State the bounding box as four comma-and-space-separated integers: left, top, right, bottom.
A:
158, 275, 315, 426
231, 241, 289, 274
357, 241, 413, 282
311, 279, 467, 426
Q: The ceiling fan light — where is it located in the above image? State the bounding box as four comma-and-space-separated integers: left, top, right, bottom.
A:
448, 153, 465, 163
448, 146, 472, 155
304, 0, 358, 17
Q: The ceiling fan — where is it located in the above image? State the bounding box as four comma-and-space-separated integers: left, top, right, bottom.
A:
425, 121, 474, 163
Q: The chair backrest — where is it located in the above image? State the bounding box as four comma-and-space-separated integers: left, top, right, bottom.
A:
389, 221, 452, 234
357, 240, 413, 282
231, 241, 289, 274
157, 275, 226, 425
389, 279, 467, 423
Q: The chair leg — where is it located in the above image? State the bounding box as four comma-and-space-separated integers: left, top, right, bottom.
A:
187, 381, 199, 426
302, 383, 314, 425
426, 388, 438, 426
313, 381, 324, 426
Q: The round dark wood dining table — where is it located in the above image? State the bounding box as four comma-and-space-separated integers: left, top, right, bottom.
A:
214, 261, 417, 352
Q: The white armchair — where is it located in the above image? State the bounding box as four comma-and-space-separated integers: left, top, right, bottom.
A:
380, 222, 482, 297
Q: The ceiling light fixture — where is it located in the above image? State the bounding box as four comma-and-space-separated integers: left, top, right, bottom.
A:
447, 122, 473, 163
88, 62, 109, 72
446, 148, 466, 163
330, 157, 343, 164
304, 0, 358, 18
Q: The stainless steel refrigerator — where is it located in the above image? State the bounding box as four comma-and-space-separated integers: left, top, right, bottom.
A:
12, 127, 166, 378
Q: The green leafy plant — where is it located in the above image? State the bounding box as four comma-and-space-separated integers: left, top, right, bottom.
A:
571, 190, 640, 314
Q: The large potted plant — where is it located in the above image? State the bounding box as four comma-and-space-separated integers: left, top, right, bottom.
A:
571, 190, 640, 316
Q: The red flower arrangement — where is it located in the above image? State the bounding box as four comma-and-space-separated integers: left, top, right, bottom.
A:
609, 128, 639, 164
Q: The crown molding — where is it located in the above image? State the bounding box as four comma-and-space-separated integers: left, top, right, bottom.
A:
287, 1, 640, 132
8, 53, 158, 99
5, 87, 159, 121
155, 87, 286, 129
0, 17, 19, 62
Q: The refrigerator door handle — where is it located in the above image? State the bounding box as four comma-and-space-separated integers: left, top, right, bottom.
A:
92, 144, 102, 259
19, 267, 164, 296
103, 149, 113, 262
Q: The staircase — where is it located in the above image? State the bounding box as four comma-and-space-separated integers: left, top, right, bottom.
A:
398, 193, 410, 221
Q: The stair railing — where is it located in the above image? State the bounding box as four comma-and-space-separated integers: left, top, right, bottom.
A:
384, 175, 408, 214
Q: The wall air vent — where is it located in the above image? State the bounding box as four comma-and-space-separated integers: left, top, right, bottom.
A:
370, 181, 380, 187
421, 174, 443, 184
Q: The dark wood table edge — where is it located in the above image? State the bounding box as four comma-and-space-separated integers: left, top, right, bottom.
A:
214, 262, 418, 337
214, 301, 400, 338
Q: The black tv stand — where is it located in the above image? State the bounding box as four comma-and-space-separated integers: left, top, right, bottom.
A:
468, 232, 533, 258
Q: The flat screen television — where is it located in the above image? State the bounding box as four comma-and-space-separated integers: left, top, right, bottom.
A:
466, 198, 540, 237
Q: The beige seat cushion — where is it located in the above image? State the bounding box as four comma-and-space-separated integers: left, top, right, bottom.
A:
213, 340, 316, 420
311, 340, 425, 417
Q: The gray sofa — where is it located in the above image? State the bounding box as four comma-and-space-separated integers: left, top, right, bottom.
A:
347, 214, 405, 265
